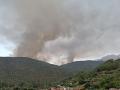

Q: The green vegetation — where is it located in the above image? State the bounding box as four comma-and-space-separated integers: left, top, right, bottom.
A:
60, 59, 120, 90
0, 57, 118, 89
60, 61, 103, 74
0, 57, 102, 89
0, 80, 59, 90
0, 57, 65, 89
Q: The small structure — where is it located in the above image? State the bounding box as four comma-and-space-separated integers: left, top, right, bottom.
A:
109, 88, 120, 90
50, 85, 81, 90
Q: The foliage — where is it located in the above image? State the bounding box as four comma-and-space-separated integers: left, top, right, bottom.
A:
61, 61, 103, 74
0, 57, 102, 89
60, 59, 120, 90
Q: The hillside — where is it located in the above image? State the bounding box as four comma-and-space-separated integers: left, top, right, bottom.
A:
0, 57, 104, 89
61, 60, 103, 74
89, 59, 120, 89
0, 57, 64, 80
60, 59, 120, 90
0, 57, 103, 81
0, 57, 65, 88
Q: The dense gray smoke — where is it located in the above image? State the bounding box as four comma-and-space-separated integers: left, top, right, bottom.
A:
13, 0, 72, 59
1, 0, 120, 65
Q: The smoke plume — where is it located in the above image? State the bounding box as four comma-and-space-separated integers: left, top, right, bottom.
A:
1, 0, 120, 65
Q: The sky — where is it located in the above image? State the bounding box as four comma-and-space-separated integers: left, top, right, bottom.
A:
0, 0, 120, 65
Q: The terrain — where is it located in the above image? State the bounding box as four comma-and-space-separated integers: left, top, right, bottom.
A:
0, 57, 103, 89
60, 60, 103, 74
60, 59, 120, 90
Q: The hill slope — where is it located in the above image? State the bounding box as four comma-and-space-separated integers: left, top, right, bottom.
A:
61, 60, 103, 74
89, 59, 120, 89
60, 59, 120, 89
0, 57, 104, 89
0, 57, 65, 86
0, 57, 104, 80
0, 57, 104, 81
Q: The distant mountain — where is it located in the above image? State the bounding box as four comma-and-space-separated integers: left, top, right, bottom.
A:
60, 60, 104, 74
101, 54, 120, 61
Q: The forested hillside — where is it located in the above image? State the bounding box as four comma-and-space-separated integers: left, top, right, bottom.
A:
0, 57, 103, 89
0, 57, 65, 89
60, 59, 120, 90
61, 61, 103, 74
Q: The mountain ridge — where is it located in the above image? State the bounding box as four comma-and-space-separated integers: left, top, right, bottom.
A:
60, 59, 120, 89
0, 56, 114, 89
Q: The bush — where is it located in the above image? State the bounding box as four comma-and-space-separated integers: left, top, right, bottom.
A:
97, 60, 119, 72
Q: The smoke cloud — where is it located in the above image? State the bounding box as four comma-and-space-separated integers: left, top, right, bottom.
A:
1, 0, 120, 65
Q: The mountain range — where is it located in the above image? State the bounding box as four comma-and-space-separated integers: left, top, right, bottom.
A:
0, 57, 104, 82
0, 55, 117, 89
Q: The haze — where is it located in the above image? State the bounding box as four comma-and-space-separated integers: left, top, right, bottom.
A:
0, 0, 120, 65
